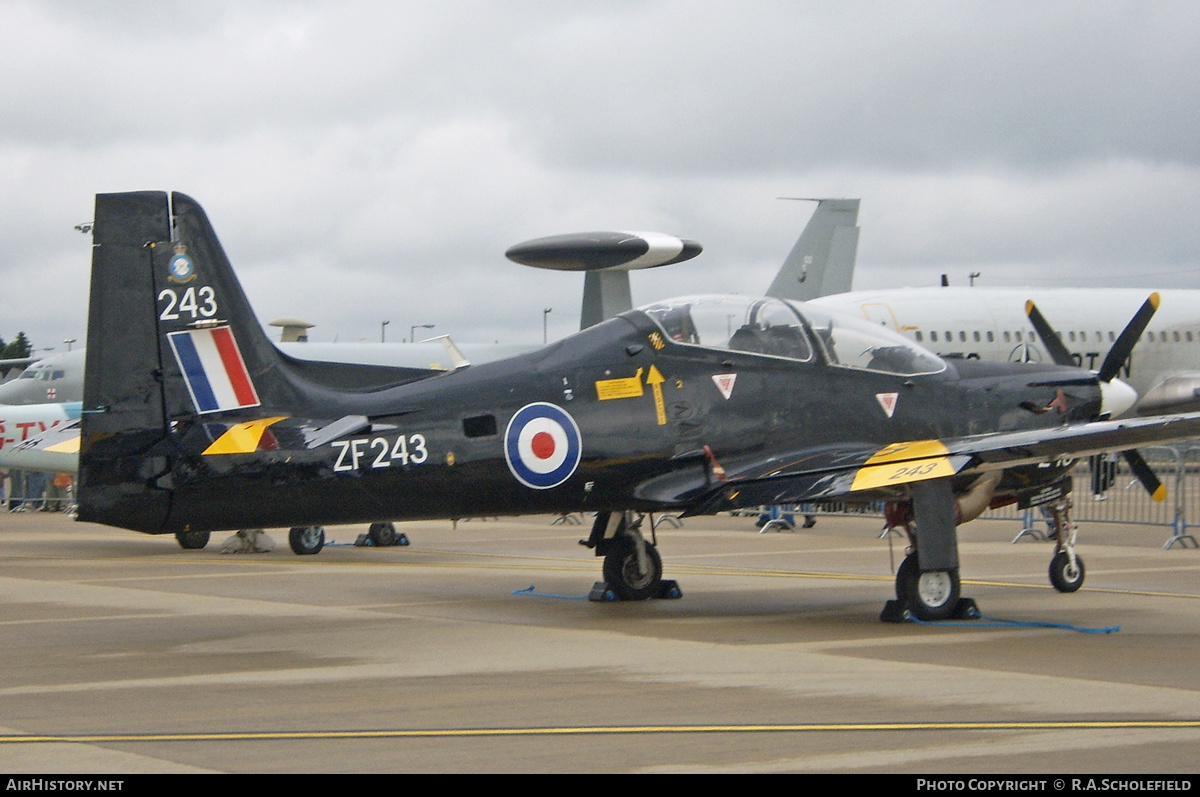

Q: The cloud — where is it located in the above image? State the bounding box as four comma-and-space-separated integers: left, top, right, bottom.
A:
0, 1, 1197, 352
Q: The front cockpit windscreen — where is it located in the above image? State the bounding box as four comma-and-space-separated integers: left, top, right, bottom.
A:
639, 295, 945, 376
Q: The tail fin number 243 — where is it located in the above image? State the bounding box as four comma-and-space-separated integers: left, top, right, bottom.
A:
158, 286, 218, 321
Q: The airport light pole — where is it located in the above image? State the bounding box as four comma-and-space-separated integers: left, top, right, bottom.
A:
543, 308, 552, 344
380, 321, 389, 343
410, 323, 434, 343
63, 338, 77, 352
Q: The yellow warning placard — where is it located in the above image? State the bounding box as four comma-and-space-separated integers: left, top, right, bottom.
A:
596, 368, 644, 401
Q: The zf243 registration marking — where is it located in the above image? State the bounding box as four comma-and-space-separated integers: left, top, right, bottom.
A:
158, 286, 218, 321
332, 434, 429, 472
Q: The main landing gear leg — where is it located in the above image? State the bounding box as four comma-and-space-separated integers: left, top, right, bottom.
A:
582, 511, 681, 601
882, 478, 977, 623
1046, 499, 1085, 593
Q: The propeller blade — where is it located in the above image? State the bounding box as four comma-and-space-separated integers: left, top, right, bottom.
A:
1122, 449, 1166, 502
1097, 293, 1160, 383
1024, 300, 1074, 367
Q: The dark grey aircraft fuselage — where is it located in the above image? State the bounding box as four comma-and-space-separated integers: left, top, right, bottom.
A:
81, 305, 1094, 534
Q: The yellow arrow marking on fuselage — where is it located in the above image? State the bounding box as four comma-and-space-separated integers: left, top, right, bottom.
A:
203, 417, 287, 455
646, 365, 667, 426
595, 368, 645, 400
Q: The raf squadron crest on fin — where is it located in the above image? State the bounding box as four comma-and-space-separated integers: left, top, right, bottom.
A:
168, 243, 197, 283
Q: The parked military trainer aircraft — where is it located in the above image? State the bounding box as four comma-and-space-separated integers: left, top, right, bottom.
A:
76, 191, 1200, 621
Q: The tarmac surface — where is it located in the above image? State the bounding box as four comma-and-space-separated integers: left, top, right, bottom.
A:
0, 508, 1197, 774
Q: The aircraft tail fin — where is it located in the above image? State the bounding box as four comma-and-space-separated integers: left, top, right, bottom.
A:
765, 198, 860, 301
79, 191, 435, 532
426, 334, 471, 369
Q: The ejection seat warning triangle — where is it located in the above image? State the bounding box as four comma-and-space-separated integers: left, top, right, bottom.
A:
712, 374, 737, 400
876, 392, 898, 418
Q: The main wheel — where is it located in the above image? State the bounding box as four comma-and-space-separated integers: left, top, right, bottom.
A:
896, 553, 960, 621
602, 535, 663, 601
175, 530, 210, 550
288, 526, 325, 555
1049, 550, 1085, 593
368, 522, 397, 546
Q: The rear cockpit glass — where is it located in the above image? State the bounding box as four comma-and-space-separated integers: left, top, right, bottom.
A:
787, 301, 946, 375
638, 295, 945, 376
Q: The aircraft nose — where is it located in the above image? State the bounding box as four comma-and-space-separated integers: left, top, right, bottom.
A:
1100, 377, 1138, 418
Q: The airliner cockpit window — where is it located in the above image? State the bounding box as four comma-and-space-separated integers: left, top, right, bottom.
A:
640, 295, 813, 362
789, 302, 946, 376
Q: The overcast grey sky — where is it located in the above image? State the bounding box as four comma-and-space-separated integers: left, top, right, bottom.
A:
1, 0, 1197, 352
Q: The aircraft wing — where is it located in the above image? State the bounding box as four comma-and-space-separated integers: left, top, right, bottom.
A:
654, 411, 1200, 515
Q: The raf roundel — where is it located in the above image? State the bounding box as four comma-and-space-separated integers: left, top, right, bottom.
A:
504, 402, 582, 489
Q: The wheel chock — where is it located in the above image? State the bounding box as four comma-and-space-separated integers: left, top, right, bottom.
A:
352, 531, 410, 547
589, 582, 618, 602
656, 579, 682, 599
880, 597, 981, 623
587, 580, 683, 602
951, 597, 980, 619
880, 599, 910, 623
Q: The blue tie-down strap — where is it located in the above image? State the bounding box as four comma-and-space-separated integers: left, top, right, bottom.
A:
512, 585, 590, 600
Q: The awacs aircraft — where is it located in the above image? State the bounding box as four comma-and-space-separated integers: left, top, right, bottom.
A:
508, 197, 856, 328
71, 190, 1200, 621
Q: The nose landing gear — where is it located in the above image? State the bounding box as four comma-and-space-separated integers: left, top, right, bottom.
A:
583, 511, 680, 601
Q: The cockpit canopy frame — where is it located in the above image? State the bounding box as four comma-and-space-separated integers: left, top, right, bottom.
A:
637, 295, 946, 377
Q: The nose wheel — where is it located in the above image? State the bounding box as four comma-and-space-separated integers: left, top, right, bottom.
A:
1049, 550, 1085, 592
1045, 500, 1086, 593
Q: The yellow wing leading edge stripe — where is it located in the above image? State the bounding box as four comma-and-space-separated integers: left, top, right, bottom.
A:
851, 439, 956, 491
